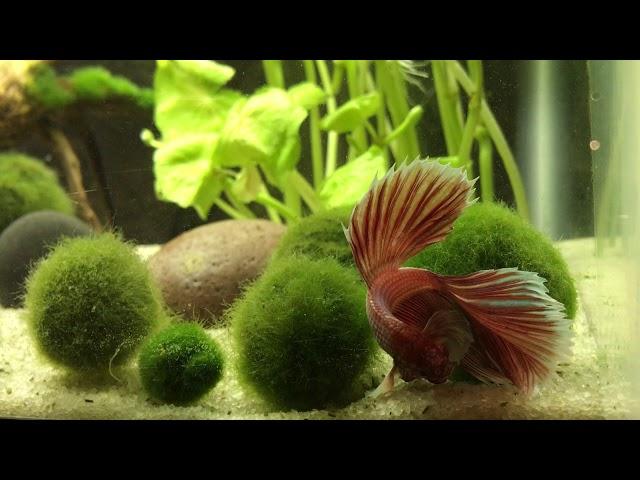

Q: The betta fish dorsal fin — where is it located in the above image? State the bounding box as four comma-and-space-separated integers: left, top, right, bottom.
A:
440, 268, 573, 393
345, 160, 476, 285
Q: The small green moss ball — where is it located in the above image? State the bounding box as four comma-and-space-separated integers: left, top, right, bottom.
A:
406, 202, 578, 319
230, 255, 375, 411
0, 152, 74, 233
270, 206, 354, 267
138, 322, 224, 405
24, 233, 163, 373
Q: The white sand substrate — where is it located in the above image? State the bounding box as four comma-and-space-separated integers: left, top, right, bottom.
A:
0, 239, 637, 419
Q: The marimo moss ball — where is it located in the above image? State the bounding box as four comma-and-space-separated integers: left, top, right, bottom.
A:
406, 202, 578, 319
0, 211, 92, 308
138, 322, 224, 405
24, 233, 163, 373
270, 206, 355, 267
230, 255, 376, 411
0, 152, 74, 233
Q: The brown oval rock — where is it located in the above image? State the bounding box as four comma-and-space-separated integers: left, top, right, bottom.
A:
148, 219, 286, 325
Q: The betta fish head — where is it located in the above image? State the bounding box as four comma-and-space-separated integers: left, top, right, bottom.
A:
395, 339, 456, 385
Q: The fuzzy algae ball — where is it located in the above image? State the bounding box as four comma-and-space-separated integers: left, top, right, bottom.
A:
24, 233, 163, 373
406, 202, 578, 319
270, 206, 355, 267
229, 255, 376, 411
0, 152, 74, 233
138, 322, 224, 405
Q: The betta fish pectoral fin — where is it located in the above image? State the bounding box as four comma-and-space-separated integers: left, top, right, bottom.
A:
345, 159, 572, 395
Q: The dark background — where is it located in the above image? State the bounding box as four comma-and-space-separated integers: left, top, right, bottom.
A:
8, 60, 594, 244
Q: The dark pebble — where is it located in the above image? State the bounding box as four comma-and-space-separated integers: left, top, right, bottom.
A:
0, 210, 92, 307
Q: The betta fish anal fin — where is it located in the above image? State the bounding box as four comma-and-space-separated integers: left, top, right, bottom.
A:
438, 268, 573, 393
344, 159, 476, 286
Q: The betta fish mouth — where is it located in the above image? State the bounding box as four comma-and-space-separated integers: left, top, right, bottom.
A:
395, 355, 455, 385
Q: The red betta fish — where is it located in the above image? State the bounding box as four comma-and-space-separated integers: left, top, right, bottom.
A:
344, 159, 572, 396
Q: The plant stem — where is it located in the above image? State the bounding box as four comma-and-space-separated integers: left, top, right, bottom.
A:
457, 60, 484, 179
214, 198, 246, 220
49, 127, 103, 231
383, 105, 423, 145
367, 68, 391, 168
373, 63, 387, 141
447, 62, 466, 128
255, 191, 298, 222
283, 180, 301, 217
224, 189, 256, 218
263, 59, 300, 215
476, 126, 494, 202
432, 60, 463, 155
365, 120, 379, 140
303, 60, 325, 189
345, 61, 367, 160
289, 170, 322, 213
316, 60, 338, 178
448, 60, 530, 221
262, 60, 285, 89
375, 60, 420, 161
331, 61, 345, 95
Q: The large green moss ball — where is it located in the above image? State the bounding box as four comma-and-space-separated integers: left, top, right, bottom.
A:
229, 255, 376, 411
24, 233, 163, 373
0, 152, 74, 233
270, 206, 354, 267
138, 322, 224, 405
406, 202, 578, 319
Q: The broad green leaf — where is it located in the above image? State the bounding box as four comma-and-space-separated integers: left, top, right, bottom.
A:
231, 165, 264, 203
432, 156, 460, 166
155, 60, 235, 97
140, 129, 160, 148
319, 146, 387, 209
153, 133, 225, 219
153, 60, 242, 139
217, 87, 308, 182
191, 167, 227, 220
320, 92, 380, 133
287, 82, 326, 109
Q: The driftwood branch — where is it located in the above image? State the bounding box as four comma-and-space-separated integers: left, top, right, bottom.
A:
49, 127, 103, 232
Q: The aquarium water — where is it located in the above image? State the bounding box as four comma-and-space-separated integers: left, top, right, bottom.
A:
0, 60, 638, 419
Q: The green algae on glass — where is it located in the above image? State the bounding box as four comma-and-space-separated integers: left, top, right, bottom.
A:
27, 63, 153, 110
138, 322, 224, 405
406, 202, 578, 319
0, 152, 74, 233
270, 206, 355, 267
24, 233, 163, 374
229, 255, 376, 411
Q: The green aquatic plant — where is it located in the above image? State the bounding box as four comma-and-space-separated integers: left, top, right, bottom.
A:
24, 233, 163, 374
406, 202, 577, 318
0, 152, 74, 233
138, 321, 224, 405
143, 59, 530, 224
229, 255, 376, 411
432, 60, 528, 219
270, 206, 354, 267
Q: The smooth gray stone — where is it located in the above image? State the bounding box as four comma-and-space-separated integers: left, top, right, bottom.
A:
0, 211, 92, 308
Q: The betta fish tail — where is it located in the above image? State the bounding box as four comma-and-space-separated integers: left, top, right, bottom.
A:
344, 160, 476, 286
437, 268, 573, 393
